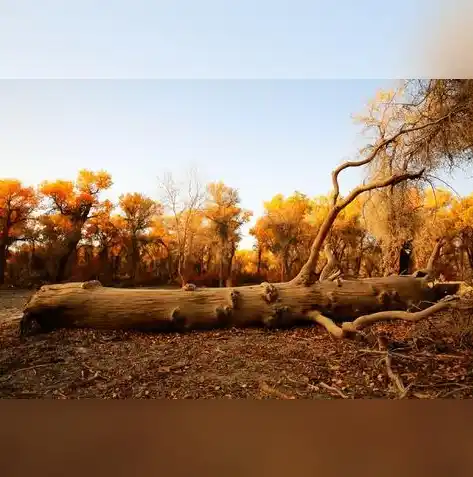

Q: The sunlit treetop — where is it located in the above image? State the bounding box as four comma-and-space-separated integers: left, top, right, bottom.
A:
40, 169, 112, 218
118, 192, 162, 234
0, 179, 38, 240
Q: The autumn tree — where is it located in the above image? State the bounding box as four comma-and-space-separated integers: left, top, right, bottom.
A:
83, 204, 126, 282
142, 216, 175, 282
354, 80, 473, 277
251, 192, 312, 281
362, 184, 423, 275
0, 179, 38, 284
158, 170, 204, 286
39, 170, 112, 282
204, 182, 252, 287
118, 193, 162, 281
305, 194, 369, 278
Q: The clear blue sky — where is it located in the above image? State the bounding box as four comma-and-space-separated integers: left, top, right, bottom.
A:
1, 1, 470, 249
0, 0, 447, 78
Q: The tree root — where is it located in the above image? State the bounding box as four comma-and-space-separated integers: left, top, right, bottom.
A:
308, 295, 460, 339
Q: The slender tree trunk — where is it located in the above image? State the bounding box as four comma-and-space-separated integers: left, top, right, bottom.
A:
56, 240, 79, 283
177, 254, 186, 286
354, 239, 365, 277
219, 238, 225, 288
98, 246, 110, 282
460, 245, 465, 280
226, 242, 236, 285
257, 246, 262, 275
130, 236, 140, 282
0, 241, 7, 285
466, 245, 473, 272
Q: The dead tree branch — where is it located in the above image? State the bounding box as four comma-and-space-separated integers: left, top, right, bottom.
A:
412, 238, 445, 279
293, 169, 425, 286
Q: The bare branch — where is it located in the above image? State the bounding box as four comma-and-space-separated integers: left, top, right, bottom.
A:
339, 169, 425, 209
412, 238, 445, 279
331, 109, 458, 206
292, 169, 424, 285
378, 336, 407, 398
342, 295, 458, 332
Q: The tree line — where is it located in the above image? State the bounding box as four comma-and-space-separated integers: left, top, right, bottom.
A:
2, 169, 473, 288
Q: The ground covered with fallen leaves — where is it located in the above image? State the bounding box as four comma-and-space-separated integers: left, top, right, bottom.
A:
1, 288, 473, 399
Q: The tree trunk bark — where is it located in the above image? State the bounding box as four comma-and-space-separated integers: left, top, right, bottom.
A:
0, 241, 7, 285
219, 238, 225, 288
21, 276, 462, 334
130, 237, 139, 282
256, 246, 262, 276
227, 242, 236, 281
56, 240, 79, 283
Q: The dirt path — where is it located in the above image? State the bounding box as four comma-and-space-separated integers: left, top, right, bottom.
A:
1, 289, 473, 399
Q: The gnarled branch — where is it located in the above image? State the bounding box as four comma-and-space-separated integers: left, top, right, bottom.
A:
292, 169, 425, 286
309, 295, 459, 340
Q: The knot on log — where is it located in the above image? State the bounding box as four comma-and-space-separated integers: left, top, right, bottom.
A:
81, 280, 103, 290
326, 291, 337, 309
171, 307, 187, 330
263, 306, 290, 328
230, 289, 241, 309
377, 290, 401, 307
19, 312, 42, 337
215, 305, 232, 325
260, 282, 278, 304
182, 283, 197, 291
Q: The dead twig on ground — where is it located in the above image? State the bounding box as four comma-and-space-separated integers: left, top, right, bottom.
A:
259, 381, 296, 400
11, 363, 56, 374
357, 349, 420, 361
319, 381, 348, 399
378, 336, 409, 398
438, 385, 473, 398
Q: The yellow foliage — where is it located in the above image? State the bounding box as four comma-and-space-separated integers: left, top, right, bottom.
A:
205, 181, 252, 244
0, 179, 38, 241
40, 170, 112, 217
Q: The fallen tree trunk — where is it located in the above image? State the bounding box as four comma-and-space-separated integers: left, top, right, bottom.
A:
20, 277, 465, 335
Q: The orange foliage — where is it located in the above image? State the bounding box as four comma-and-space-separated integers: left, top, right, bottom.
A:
40, 169, 112, 218
0, 179, 38, 242
4, 165, 473, 286
251, 192, 312, 281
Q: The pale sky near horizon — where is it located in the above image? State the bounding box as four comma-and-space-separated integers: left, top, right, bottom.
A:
1, 1, 472, 249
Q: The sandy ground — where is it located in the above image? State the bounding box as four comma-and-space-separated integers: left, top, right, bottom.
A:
1, 288, 473, 399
